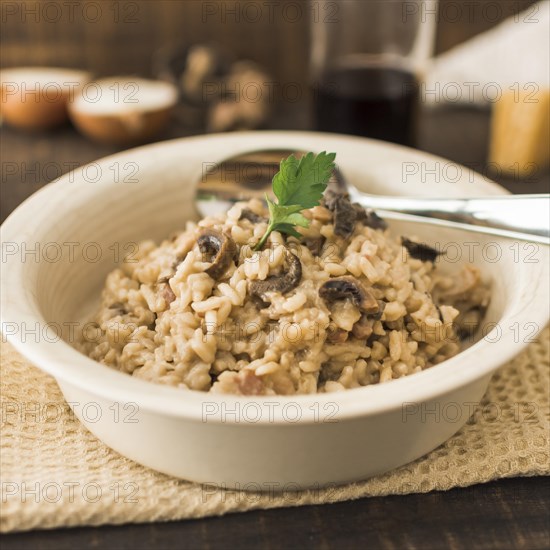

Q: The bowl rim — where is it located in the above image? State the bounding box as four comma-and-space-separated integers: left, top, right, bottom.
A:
2, 131, 548, 424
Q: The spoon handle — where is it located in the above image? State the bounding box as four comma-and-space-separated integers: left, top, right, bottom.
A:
349, 192, 550, 244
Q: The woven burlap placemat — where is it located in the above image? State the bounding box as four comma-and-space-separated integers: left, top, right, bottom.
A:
1, 329, 548, 533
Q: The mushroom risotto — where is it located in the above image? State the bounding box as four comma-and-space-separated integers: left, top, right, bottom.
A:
79, 192, 490, 395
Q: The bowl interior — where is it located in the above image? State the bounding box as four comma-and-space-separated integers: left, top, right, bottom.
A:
25, 146, 511, 347
3, 132, 547, 416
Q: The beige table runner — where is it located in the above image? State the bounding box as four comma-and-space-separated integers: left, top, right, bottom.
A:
1, 330, 549, 533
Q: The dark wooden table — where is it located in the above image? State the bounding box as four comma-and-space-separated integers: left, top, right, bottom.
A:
1, 108, 549, 549
1, 477, 548, 550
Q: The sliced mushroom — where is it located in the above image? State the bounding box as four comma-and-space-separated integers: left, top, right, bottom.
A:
322, 189, 341, 211
108, 302, 128, 315
239, 208, 267, 224
325, 191, 388, 234
249, 249, 302, 300
353, 204, 388, 230
304, 236, 325, 256
323, 192, 357, 238
250, 294, 271, 309
454, 305, 485, 340
401, 237, 442, 263
319, 276, 380, 314
197, 229, 237, 279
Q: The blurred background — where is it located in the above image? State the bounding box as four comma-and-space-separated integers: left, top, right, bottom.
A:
1, 0, 548, 222
1, 0, 540, 89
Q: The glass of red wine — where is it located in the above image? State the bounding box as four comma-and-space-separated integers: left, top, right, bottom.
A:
310, 0, 437, 147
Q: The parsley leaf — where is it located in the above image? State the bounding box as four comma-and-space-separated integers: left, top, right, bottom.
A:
254, 152, 336, 250
273, 152, 336, 207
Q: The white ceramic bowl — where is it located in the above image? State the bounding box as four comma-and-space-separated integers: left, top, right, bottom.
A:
2, 132, 548, 489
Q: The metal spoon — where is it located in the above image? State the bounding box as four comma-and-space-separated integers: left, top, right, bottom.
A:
195, 149, 550, 244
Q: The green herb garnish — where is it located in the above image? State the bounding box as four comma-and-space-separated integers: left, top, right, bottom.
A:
254, 151, 336, 250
